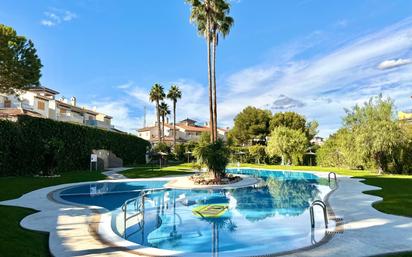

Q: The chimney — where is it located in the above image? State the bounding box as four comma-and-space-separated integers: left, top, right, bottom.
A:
70, 96, 77, 106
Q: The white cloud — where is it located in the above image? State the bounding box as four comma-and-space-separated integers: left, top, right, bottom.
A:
81, 18, 412, 137
40, 8, 77, 27
215, 17, 412, 136
335, 19, 348, 28
377, 58, 412, 70
128, 86, 151, 105
41, 20, 56, 27
117, 81, 133, 89
83, 99, 155, 134
63, 11, 76, 21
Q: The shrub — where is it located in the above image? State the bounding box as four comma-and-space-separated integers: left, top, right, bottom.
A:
193, 139, 230, 180
0, 116, 150, 176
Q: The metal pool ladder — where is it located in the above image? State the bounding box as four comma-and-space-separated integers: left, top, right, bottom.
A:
310, 200, 328, 228
122, 192, 146, 238
328, 172, 337, 183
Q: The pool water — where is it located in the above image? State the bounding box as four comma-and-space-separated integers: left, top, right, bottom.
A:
59, 169, 334, 256
60, 180, 167, 210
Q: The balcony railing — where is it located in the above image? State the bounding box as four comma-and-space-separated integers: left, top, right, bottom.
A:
85, 119, 111, 129
57, 113, 83, 124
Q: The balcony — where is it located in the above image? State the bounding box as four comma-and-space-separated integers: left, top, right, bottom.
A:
57, 113, 84, 125
85, 119, 112, 129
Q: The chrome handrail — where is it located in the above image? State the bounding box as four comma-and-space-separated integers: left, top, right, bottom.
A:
310, 200, 328, 228
121, 187, 169, 238
123, 192, 145, 238
328, 172, 337, 183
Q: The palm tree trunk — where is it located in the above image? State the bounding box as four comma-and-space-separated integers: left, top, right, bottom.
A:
207, 17, 215, 143
212, 32, 218, 142
162, 114, 165, 142
156, 101, 161, 143
173, 101, 176, 146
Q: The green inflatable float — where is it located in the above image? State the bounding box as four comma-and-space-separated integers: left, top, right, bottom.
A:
192, 204, 229, 218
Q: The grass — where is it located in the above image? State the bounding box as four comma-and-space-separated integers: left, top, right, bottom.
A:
359, 175, 412, 217
0, 170, 106, 201
0, 170, 106, 257
121, 163, 195, 178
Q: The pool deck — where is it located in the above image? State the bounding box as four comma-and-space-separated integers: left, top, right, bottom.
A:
0, 169, 411, 257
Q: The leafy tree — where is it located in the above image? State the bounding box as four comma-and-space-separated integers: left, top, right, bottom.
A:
270, 112, 306, 131
317, 128, 359, 168
149, 84, 165, 143
199, 131, 211, 145
248, 145, 266, 164
153, 142, 170, 154
0, 24, 42, 94
344, 95, 405, 173
266, 126, 307, 165
167, 85, 182, 146
193, 139, 229, 180
173, 143, 186, 161
270, 112, 318, 141
159, 102, 170, 141
230, 106, 271, 145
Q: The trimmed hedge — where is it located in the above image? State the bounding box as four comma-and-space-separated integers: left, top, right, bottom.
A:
0, 115, 150, 176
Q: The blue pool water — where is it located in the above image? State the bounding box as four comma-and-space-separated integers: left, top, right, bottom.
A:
60, 180, 167, 210
59, 169, 333, 256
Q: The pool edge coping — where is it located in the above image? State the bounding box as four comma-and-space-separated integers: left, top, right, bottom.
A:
48, 170, 342, 257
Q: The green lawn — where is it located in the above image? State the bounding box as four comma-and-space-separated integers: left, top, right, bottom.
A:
121, 163, 195, 178
359, 175, 412, 218
0, 170, 106, 257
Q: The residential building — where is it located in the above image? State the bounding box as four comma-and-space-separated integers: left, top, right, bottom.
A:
137, 118, 228, 144
310, 136, 324, 146
399, 109, 412, 124
0, 86, 114, 130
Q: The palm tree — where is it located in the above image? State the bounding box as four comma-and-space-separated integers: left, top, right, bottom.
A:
159, 102, 170, 142
187, 0, 215, 143
167, 85, 182, 146
187, 0, 233, 142
149, 84, 165, 143
211, 2, 233, 140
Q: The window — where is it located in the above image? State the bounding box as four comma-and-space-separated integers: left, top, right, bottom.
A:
60, 108, 67, 114
37, 101, 45, 110
4, 99, 11, 108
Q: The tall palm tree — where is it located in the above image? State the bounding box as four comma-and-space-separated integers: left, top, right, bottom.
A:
167, 85, 182, 146
159, 102, 170, 142
211, 1, 233, 141
149, 84, 165, 143
187, 0, 233, 142
187, 0, 215, 143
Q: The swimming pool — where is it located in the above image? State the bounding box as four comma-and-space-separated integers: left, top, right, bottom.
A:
57, 169, 336, 256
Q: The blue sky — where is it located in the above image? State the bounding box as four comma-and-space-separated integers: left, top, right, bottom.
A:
2, 0, 412, 136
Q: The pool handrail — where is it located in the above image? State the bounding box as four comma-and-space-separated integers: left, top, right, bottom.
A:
328, 172, 337, 183
310, 200, 328, 229
121, 187, 169, 238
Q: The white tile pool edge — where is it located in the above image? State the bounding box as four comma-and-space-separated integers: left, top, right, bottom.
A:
94, 170, 340, 257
